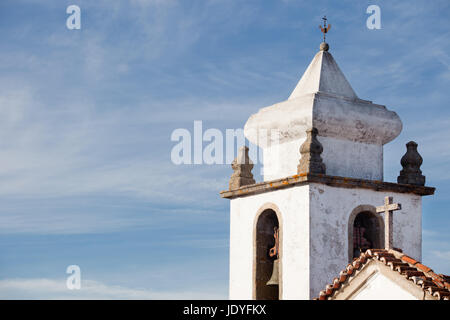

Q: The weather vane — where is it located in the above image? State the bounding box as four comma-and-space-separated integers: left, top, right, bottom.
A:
319, 16, 331, 42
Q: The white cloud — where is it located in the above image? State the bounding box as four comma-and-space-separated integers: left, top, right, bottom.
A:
0, 82, 235, 235
129, 0, 177, 7
0, 83, 231, 199
431, 250, 450, 262
0, 278, 226, 299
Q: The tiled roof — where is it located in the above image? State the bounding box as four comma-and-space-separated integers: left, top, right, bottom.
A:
315, 248, 450, 300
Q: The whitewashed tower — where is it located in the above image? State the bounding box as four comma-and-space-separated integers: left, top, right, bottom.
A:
220, 31, 435, 300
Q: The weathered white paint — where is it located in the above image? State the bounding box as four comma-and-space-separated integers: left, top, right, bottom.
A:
351, 272, 418, 300
262, 136, 383, 181
229, 185, 310, 300
289, 50, 357, 100
308, 183, 422, 298
228, 183, 422, 300
228, 44, 425, 300
262, 139, 304, 181
243, 48, 402, 181
320, 137, 383, 180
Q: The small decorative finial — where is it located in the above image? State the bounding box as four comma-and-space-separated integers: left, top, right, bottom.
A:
319, 16, 331, 51
229, 146, 256, 190
397, 141, 426, 186
320, 42, 329, 52
298, 128, 326, 174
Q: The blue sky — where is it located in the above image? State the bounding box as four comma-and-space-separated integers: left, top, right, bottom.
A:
0, 0, 449, 299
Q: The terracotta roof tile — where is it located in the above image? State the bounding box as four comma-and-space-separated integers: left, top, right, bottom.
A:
433, 291, 450, 299
387, 261, 408, 269
346, 264, 355, 275
432, 279, 445, 288
332, 277, 340, 289
339, 270, 347, 282
415, 263, 432, 273
395, 266, 417, 273
315, 248, 450, 300
401, 255, 418, 265
404, 270, 425, 278
440, 275, 450, 282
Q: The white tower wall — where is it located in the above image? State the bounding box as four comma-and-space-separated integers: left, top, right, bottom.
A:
229, 185, 310, 300
263, 136, 383, 181
308, 183, 422, 298
228, 184, 422, 300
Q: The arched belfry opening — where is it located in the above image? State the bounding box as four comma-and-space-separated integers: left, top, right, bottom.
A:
254, 208, 281, 300
348, 206, 384, 261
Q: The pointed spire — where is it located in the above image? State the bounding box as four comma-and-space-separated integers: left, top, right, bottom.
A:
229, 146, 256, 190
298, 128, 326, 174
397, 141, 426, 186
288, 46, 358, 100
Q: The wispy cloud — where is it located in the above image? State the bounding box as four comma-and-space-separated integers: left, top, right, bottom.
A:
431, 251, 450, 262
0, 278, 226, 299
0, 0, 449, 299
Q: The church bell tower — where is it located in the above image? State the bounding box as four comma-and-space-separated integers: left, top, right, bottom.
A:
220, 37, 435, 299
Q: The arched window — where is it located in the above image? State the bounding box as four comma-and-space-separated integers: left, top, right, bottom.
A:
348, 206, 384, 261
254, 208, 281, 300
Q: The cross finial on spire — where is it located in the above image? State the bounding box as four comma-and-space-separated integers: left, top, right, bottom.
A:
376, 196, 402, 250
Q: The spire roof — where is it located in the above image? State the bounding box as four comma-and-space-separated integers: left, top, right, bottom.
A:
243, 41, 402, 181
288, 44, 358, 100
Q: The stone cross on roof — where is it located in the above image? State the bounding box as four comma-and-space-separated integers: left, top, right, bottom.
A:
376, 196, 402, 250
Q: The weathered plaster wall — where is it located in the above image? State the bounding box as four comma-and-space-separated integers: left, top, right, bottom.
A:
229, 185, 310, 300
351, 272, 418, 300
320, 137, 382, 180
309, 183, 422, 299
229, 183, 422, 300
262, 136, 383, 181
262, 139, 305, 181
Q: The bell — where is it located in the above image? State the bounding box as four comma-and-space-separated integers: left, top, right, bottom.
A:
266, 259, 280, 286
